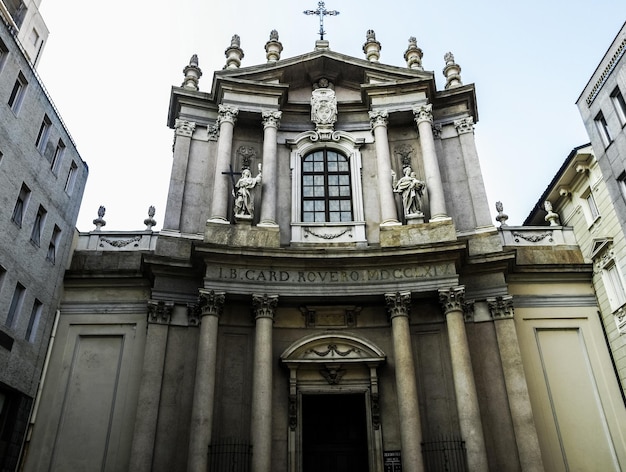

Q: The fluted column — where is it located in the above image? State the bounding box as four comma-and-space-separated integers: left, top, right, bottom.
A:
164, 119, 195, 230
129, 301, 173, 471
209, 105, 239, 223
414, 105, 447, 220
187, 290, 225, 472
250, 294, 278, 472
487, 296, 544, 472
258, 111, 281, 227
370, 111, 400, 226
439, 287, 488, 472
454, 117, 493, 227
385, 292, 424, 472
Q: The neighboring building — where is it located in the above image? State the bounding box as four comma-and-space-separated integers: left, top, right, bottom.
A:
525, 143, 626, 398
0, 0, 48, 67
22, 31, 626, 472
0, 13, 87, 472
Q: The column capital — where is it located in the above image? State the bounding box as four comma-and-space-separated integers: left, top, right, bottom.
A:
385, 291, 411, 319
438, 286, 466, 315
197, 289, 225, 318
147, 300, 174, 325
174, 119, 196, 137
369, 109, 389, 129
454, 116, 474, 135
217, 104, 239, 125
261, 110, 282, 129
487, 295, 514, 320
413, 104, 433, 126
252, 293, 278, 320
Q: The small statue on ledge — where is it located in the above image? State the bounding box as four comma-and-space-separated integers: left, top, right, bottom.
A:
234, 163, 262, 219
392, 166, 425, 217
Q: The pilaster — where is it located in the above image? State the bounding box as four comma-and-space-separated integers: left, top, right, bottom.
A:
164, 119, 195, 230
258, 111, 281, 227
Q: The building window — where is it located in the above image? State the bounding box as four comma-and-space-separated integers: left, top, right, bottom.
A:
64, 161, 77, 194
11, 183, 31, 227
302, 150, 353, 222
50, 139, 65, 173
0, 39, 8, 73
30, 205, 46, 246
29, 28, 39, 47
583, 189, 600, 224
35, 115, 51, 153
611, 88, 626, 127
5, 283, 25, 328
595, 112, 613, 148
604, 261, 626, 312
47, 225, 61, 263
7, 72, 27, 114
25, 299, 42, 342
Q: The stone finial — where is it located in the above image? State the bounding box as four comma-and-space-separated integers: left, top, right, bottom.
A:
362, 29, 381, 62
404, 36, 423, 70
93, 205, 106, 231
443, 52, 462, 89
544, 200, 561, 226
224, 34, 244, 69
144, 205, 157, 230
265, 30, 283, 63
182, 54, 202, 91
495, 201, 508, 227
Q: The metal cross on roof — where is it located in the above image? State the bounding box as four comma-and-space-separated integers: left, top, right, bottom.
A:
303, 2, 340, 41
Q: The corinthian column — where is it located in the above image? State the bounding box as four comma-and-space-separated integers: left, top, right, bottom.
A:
487, 296, 544, 471
209, 105, 239, 223
187, 290, 225, 472
250, 294, 278, 472
385, 292, 424, 472
414, 105, 447, 220
439, 287, 487, 472
164, 120, 195, 230
370, 110, 401, 226
258, 111, 282, 227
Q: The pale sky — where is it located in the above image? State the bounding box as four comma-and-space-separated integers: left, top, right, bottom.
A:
37, 0, 624, 231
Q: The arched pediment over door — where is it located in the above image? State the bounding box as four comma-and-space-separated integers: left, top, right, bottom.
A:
280, 332, 386, 472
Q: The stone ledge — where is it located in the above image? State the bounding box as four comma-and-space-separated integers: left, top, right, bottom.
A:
204, 221, 280, 248
379, 219, 456, 247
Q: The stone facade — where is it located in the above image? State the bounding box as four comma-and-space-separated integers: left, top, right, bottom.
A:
0, 15, 87, 471
21, 30, 626, 472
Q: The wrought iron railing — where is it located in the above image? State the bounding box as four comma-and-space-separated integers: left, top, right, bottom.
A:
207, 438, 252, 472
421, 435, 468, 472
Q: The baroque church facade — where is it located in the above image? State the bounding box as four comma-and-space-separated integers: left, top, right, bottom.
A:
22, 30, 626, 472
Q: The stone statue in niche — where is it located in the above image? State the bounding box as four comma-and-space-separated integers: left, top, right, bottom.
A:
392, 166, 425, 218
234, 163, 262, 219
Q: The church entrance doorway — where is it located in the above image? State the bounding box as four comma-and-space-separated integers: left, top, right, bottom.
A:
302, 393, 368, 472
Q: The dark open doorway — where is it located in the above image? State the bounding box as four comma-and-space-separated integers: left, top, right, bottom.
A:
302, 393, 369, 472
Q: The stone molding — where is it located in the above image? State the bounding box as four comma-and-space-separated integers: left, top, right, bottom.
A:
252, 293, 278, 320
385, 291, 411, 320
487, 295, 514, 320
147, 300, 174, 325
439, 286, 465, 315
197, 289, 225, 318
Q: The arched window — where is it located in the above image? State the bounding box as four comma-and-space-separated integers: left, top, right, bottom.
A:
302, 150, 352, 222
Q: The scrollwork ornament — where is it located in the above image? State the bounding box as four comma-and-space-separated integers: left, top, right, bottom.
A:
369, 110, 389, 129
262, 110, 282, 129
147, 300, 174, 325
187, 303, 200, 326
174, 119, 196, 137
454, 116, 474, 135
385, 291, 411, 320
217, 104, 239, 126
438, 286, 465, 315
394, 144, 414, 168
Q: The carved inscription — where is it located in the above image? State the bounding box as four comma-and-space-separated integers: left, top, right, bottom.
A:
211, 263, 454, 284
